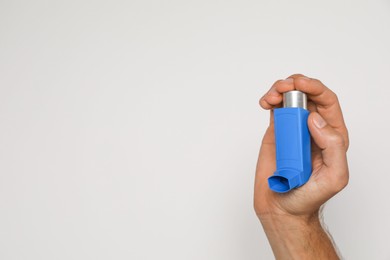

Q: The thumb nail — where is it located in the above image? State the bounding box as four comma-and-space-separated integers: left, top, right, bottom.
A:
313, 113, 327, 129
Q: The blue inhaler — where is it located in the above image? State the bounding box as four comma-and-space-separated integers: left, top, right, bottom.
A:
268, 90, 312, 193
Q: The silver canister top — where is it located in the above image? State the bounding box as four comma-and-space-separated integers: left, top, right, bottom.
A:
283, 90, 307, 109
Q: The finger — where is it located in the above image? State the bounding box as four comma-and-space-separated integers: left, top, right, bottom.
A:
256, 135, 276, 185
286, 73, 307, 79
294, 77, 346, 125
294, 76, 349, 149
260, 74, 317, 110
293, 76, 336, 108
308, 112, 349, 191
269, 108, 274, 126
311, 141, 323, 173
262, 110, 275, 145
307, 100, 318, 113
259, 74, 312, 110
259, 78, 294, 109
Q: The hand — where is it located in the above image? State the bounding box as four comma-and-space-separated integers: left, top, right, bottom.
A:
254, 74, 349, 219
254, 74, 349, 259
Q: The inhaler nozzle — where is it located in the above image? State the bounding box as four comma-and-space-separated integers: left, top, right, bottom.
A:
283, 91, 307, 109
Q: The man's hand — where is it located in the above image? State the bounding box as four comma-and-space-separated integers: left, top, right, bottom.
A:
254, 74, 349, 260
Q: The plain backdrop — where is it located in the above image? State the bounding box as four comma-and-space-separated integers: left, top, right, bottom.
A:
1, 0, 390, 259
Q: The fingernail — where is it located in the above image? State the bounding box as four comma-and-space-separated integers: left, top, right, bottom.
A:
284, 78, 294, 83
313, 113, 327, 129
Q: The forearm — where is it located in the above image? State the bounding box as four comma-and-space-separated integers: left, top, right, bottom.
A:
259, 213, 339, 260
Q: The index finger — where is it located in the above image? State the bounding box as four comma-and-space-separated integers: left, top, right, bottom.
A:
292, 77, 344, 124
292, 76, 349, 149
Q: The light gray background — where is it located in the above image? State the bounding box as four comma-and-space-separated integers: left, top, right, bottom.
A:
1, 0, 390, 259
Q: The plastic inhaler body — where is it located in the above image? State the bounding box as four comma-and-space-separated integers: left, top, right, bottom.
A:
268, 91, 312, 193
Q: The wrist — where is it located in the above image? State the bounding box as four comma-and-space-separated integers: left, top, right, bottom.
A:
259, 211, 339, 260
259, 210, 320, 229
259, 211, 322, 246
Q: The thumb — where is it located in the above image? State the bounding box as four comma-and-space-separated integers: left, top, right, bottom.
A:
308, 112, 349, 190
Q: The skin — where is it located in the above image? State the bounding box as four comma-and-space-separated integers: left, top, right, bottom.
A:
254, 74, 349, 260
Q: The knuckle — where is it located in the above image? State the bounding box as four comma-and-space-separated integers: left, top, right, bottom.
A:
322, 85, 339, 102
253, 195, 265, 217
259, 97, 269, 109
327, 132, 345, 148
331, 173, 349, 193
288, 73, 305, 78
273, 79, 285, 86
310, 77, 325, 86
342, 174, 350, 188
330, 91, 338, 101
344, 130, 350, 150
253, 199, 261, 216
310, 78, 338, 98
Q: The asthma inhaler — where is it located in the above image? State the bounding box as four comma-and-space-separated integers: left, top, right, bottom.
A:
268, 90, 312, 193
